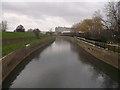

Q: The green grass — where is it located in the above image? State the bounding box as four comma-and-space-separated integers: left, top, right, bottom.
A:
2, 32, 52, 56
2, 37, 51, 56
2, 32, 35, 39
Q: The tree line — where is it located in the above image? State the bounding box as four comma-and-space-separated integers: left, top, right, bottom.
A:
0, 22, 41, 39
72, 1, 120, 43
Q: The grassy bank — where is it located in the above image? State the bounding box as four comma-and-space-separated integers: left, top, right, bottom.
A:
2, 32, 35, 39
2, 32, 51, 56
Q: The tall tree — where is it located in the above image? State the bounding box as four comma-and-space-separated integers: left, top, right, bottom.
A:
15, 25, 25, 32
105, 1, 119, 32
79, 19, 94, 32
0, 22, 2, 32
103, 1, 120, 42
92, 10, 103, 31
118, 1, 120, 31
72, 23, 81, 32
1, 20, 7, 32
92, 10, 104, 38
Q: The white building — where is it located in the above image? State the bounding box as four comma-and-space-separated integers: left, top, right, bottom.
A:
55, 27, 73, 34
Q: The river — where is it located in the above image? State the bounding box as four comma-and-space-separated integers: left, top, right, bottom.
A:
3, 38, 119, 88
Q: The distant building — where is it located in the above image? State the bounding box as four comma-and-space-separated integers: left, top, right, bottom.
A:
55, 27, 73, 35
55, 26, 84, 37
46, 31, 55, 35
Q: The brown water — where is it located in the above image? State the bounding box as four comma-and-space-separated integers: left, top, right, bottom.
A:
3, 38, 119, 88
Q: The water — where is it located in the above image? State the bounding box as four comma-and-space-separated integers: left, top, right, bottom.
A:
3, 38, 119, 88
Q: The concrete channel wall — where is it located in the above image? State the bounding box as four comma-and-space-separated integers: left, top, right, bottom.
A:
1, 37, 55, 82
61, 36, 120, 70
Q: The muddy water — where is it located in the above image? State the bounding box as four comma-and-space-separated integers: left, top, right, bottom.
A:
3, 38, 119, 88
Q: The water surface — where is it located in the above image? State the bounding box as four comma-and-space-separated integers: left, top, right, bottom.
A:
3, 38, 119, 88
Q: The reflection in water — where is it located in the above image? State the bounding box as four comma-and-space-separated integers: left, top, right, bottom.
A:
3, 38, 119, 88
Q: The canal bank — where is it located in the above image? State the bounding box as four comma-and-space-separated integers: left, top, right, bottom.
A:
1, 37, 55, 82
59, 36, 119, 70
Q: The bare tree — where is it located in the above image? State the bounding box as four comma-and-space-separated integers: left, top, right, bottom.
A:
1, 20, 7, 32
0, 22, 2, 32
118, 1, 120, 31
92, 10, 103, 31
92, 10, 104, 41
105, 1, 119, 32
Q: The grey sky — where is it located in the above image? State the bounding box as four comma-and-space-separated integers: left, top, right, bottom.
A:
2, 1, 107, 31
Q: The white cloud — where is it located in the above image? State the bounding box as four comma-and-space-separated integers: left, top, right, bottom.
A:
3, 12, 71, 31
2, 2, 107, 31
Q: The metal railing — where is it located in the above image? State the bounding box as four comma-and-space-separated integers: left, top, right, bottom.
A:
77, 37, 120, 53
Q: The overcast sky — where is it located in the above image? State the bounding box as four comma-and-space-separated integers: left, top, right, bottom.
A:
2, 0, 111, 31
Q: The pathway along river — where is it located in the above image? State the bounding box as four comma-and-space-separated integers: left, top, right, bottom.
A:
3, 38, 119, 88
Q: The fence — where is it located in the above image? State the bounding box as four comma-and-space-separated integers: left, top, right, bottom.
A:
77, 37, 120, 53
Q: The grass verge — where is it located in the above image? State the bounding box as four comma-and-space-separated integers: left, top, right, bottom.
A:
2, 32, 53, 57
2, 32, 35, 39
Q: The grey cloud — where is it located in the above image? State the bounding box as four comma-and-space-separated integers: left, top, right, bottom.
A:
2, 2, 105, 23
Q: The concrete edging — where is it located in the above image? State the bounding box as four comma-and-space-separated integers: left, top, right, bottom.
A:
60, 36, 119, 70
